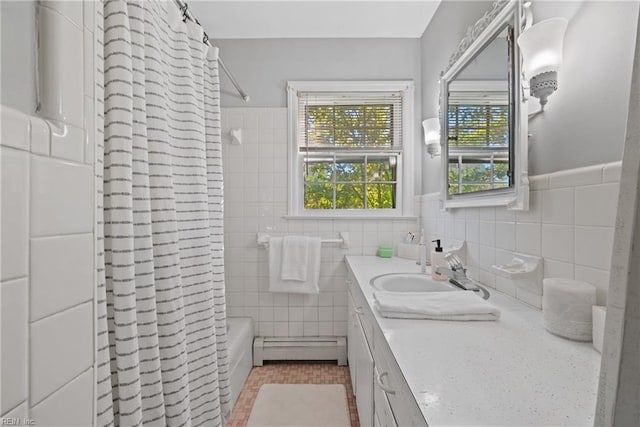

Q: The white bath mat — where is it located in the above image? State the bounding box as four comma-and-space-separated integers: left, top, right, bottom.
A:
246, 384, 351, 427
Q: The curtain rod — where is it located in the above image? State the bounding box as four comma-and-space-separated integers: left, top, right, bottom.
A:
173, 0, 250, 103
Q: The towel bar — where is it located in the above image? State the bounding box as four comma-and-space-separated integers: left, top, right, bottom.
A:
257, 232, 350, 249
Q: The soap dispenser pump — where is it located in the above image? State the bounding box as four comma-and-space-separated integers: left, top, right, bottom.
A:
431, 239, 447, 281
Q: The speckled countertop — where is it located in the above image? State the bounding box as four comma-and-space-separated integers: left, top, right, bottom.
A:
346, 256, 601, 426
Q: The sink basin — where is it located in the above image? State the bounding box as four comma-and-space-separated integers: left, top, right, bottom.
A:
370, 273, 491, 299
370, 273, 458, 293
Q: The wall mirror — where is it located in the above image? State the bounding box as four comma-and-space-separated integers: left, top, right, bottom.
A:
440, 0, 529, 209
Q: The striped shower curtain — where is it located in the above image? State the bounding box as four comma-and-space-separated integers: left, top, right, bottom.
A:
96, 1, 230, 425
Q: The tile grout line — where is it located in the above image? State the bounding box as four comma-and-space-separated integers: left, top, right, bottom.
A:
30, 367, 93, 411
1, 400, 27, 418
38, 4, 84, 33
29, 298, 93, 325
0, 274, 29, 285
30, 230, 94, 240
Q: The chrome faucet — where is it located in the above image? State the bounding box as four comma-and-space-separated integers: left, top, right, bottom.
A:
434, 253, 480, 291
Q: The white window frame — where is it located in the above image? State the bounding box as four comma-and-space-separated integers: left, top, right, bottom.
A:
286, 80, 415, 218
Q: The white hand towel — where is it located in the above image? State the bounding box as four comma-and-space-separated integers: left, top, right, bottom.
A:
269, 237, 321, 294
281, 236, 309, 281
373, 291, 500, 321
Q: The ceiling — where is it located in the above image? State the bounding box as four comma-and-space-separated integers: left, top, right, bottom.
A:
188, 1, 442, 39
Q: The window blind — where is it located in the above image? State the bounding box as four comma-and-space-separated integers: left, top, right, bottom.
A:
297, 91, 403, 153
447, 104, 509, 148
295, 90, 403, 210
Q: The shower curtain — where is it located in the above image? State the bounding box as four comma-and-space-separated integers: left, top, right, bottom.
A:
96, 1, 230, 425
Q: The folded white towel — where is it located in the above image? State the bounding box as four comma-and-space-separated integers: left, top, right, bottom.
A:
281, 236, 309, 281
269, 237, 321, 294
373, 291, 500, 321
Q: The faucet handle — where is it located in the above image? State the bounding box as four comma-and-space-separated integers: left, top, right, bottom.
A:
445, 253, 464, 271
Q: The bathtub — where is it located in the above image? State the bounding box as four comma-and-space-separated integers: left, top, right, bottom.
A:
226, 317, 253, 409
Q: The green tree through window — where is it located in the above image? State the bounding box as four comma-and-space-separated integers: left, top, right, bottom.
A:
447, 104, 510, 195
302, 103, 399, 209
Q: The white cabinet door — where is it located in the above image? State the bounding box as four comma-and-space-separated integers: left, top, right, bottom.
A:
374, 367, 398, 427
347, 293, 358, 393
355, 316, 374, 427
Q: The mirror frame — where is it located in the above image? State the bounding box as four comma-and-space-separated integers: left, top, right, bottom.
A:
439, 0, 529, 210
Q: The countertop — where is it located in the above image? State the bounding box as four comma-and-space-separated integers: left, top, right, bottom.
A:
345, 256, 601, 426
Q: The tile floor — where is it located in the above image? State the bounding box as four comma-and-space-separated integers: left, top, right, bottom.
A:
227, 362, 360, 426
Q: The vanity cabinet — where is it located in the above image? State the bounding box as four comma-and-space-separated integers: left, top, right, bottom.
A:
373, 366, 397, 427
347, 271, 426, 427
348, 275, 374, 427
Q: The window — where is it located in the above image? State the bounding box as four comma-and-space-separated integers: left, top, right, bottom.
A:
287, 81, 414, 217
447, 103, 510, 195
446, 81, 512, 197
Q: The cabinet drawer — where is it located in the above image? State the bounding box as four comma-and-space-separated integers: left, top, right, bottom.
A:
373, 327, 427, 427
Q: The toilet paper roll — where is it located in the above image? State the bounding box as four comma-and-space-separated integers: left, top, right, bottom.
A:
543, 278, 596, 342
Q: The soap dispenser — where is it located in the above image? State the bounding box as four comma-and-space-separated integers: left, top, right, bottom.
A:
431, 240, 447, 281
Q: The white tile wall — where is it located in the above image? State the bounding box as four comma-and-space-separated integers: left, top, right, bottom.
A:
542, 188, 574, 225
50, 122, 85, 163
575, 183, 619, 227
1, 107, 30, 151
44, 1, 84, 29
575, 226, 615, 270
422, 161, 621, 308
31, 155, 93, 236
30, 117, 51, 156
1, 278, 28, 414
30, 234, 94, 321
548, 164, 602, 189
516, 222, 541, 256
30, 302, 93, 406
0, 147, 29, 281
0, 0, 99, 422
541, 224, 574, 263
30, 368, 94, 426
2, 402, 28, 420
222, 107, 418, 337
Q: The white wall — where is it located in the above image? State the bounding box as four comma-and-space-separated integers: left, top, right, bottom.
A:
221, 107, 418, 337
420, 0, 640, 193
527, 1, 638, 175
0, 1, 99, 424
215, 38, 421, 108
456, 36, 508, 80
419, 0, 493, 194
0, 0, 37, 114
422, 161, 621, 309
215, 39, 423, 336
215, 38, 424, 194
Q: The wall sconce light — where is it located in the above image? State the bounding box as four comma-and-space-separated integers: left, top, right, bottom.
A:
422, 118, 440, 158
517, 17, 568, 110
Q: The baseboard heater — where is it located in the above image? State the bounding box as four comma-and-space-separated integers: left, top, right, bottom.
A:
253, 336, 347, 366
